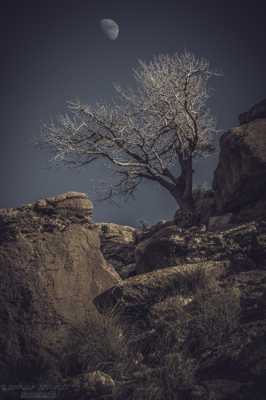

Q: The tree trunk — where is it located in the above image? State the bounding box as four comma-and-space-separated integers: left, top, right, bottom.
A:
177, 155, 194, 212
173, 155, 197, 227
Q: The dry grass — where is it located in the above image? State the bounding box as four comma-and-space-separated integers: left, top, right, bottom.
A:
60, 309, 130, 380
44, 269, 241, 400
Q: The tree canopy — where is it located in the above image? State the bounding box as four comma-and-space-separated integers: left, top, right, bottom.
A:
40, 51, 220, 212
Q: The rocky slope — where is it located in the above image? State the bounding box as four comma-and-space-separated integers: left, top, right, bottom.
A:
92, 101, 266, 400
1, 100, 266, 399
0, 192, 120, 386
213, 99, 266, 219
94, 219, 266, 399
96, 222, 137, 278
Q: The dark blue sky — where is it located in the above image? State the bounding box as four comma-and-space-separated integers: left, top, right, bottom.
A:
1, 0, 266, 226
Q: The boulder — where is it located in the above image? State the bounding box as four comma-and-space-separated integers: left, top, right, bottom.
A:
239, 98, 266, 125
135, 224, 188, 274
34, 191, 93, 220
231, 197, 266, 224
198, 320, 266, 400
60, 370, 115, 400
135, 220, 175, 242
93, 222, 266, 400
94, 261, 227, 321
0, 194, 120, 384
213, 117, 266, 214
208, 213, 233, 231
96, 223, 137, 277
135, 220, 266, 275
226, 270, 266, 322
119, 263, 137, 279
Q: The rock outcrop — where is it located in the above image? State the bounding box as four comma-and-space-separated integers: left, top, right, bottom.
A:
96, 223, 137, 278
213, 114, 266, 216
2, 100, 266, 399
239, 98, 266, 125
135, 220, 266, 275
0, 192, 120, 384
95, 218, 266, 399
34, 191, 93, 219
94, 260, 227, 320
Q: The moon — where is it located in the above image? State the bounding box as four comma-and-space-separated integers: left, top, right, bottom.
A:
100, 19, 119, 40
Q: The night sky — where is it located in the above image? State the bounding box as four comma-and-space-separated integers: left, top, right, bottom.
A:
1, 0, 266, 226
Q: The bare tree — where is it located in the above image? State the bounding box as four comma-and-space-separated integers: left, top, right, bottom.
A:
40, 51, 220, 214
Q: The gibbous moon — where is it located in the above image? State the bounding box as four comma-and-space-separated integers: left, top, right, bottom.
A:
100, 19, 119, 40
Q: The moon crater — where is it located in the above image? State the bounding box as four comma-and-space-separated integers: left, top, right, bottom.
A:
100, 19, 119, 40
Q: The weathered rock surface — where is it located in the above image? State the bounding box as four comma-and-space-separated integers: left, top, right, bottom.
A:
60, 370, 115, 400
96, 222, 137, 278
0, 193, 120, 384
198, 320, 266, 400
2, 100, 266, 399
94, 261, 227, 325
213, 118, 266, 215
239, 98, 266, 125
95, 209, 266, 399
34, 191, 93, 220
135, 220, 266, 275
208, 212, 233, 231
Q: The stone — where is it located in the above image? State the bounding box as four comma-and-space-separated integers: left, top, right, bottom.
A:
208, 213, 233, 231
34, 192, 93, 220
226, 270, 266, 322
60, 370, 115, 400
135, 224, 187, 274
232, 198, 266, 224
198, 321, 266, 400
94, 261, 227, 319
213, 117, 266, 214
96, 223, 136, 276
0, 195, 120, 384
119, 263, 137, 279
239, 98, 266, 125
134, 219, 266, 275
136, 220, 175, 243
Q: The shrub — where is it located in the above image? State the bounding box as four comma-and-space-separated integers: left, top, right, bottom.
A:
56, 273, 241, 400
124, 278, 241, 400
60, 309, 130, 380
188, 284, 241, 353
122, 353, 196, 400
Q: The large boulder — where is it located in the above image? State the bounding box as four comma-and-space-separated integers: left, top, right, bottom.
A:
0, 193, 120, 384
96, 223, 137, 278
213, 116, 266, 215
94, 261, 227, 322
239, 98, 266, 125
34, 191, 93, 220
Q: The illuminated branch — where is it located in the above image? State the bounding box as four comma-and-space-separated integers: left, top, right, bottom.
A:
39, 51, 221, 212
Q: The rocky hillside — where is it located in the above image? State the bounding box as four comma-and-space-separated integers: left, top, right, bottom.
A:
213, 99, 266, 221
0, 192, 120, 386
92, 100, 266, 400
0, 100, 266, 400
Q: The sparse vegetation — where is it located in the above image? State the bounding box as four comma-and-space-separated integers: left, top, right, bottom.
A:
54, 269, 241, 400
188, 284, 241, 353
60, 310, 130, 380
